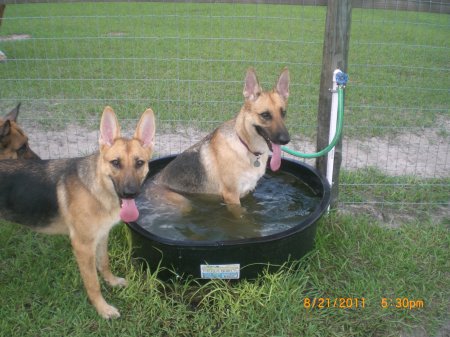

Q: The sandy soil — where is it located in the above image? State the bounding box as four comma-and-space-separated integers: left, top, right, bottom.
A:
25, 121, 449, 179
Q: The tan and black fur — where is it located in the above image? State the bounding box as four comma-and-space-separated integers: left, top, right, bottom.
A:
0, 106, 155, 319
147, 68, 290, 215
0, 103, 39, 159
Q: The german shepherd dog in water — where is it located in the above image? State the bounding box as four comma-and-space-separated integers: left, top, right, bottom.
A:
0, 103, 40, 159
146, 68, 290, 215
0, 106, 155, 319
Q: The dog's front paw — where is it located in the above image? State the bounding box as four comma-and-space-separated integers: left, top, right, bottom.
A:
227, 204, 247, 218
107, 276, 128, 287
97, 303, 121, 319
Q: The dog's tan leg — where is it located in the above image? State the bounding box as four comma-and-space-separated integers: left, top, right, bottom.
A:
96, 233, 127, 287
222, 187, 241, 205
71, 234, 120, 319
222, 189, 246, 218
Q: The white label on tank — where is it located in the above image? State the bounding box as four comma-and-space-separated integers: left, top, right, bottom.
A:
200, 264, 240, 279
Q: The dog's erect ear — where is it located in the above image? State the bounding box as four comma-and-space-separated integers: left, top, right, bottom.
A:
134, 108, 155, 148
3, 103, 21, 122
276, 68, 290, 100
0, 120, 12, 138
243, 68, 262, 101
99, 106, 121, 146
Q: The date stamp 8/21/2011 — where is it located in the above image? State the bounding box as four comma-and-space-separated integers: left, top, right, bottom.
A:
303, 297, 366, 309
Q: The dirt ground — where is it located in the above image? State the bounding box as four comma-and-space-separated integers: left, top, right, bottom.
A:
26, 120, 449, 179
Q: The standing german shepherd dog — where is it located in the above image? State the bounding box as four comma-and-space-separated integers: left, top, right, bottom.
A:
0, 106, 155, 319
0, 103, 40, 159
148, 68, 290, 215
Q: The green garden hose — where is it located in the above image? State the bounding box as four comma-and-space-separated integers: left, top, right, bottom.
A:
281, 72, 348, 159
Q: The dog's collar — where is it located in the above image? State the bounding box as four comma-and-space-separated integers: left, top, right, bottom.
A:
238, 135, 264, 167
238, 135, 263, 157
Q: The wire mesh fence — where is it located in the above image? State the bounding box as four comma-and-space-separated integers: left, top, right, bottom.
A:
341, 5, 449, 221
0, 1, 448, 220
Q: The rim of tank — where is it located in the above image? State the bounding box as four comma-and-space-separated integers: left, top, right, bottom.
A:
127, 155, 331, 248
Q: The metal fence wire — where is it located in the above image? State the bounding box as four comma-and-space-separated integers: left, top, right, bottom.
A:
0, 1, 448, 221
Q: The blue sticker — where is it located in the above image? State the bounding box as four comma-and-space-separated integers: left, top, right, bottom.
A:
200, 264, 240, 279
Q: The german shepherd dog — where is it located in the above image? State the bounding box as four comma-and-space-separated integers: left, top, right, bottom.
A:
0, 103, 40, 159
0, 106, 155, 319
147, 68, 290, 215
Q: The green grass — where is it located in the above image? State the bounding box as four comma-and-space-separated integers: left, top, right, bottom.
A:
0, 3, 448, 137
0, 209, 448, 336
340, 167, 450, 217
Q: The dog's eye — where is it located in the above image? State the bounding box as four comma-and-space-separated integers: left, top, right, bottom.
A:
281, 109, 287, 118
110, 159, 121, 169
260, 111, 272, 121
17, 143, 28, 155
135, 159, 145, 168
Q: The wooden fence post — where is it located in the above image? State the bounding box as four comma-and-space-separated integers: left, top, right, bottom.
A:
316, 0, 352, 208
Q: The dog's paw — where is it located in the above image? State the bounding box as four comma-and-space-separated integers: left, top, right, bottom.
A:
227, 204, 246, 218
107, 276, 128, 287
98, 303, 121, 319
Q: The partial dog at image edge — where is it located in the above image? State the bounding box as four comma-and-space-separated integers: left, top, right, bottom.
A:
0, 103, 40, 159
146, 67, 290, 216
0, 106, 155, 319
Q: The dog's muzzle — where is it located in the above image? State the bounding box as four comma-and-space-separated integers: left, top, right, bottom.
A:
254, 125, 290, 150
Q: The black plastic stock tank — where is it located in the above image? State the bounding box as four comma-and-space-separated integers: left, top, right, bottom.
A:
127, 155, 331, 280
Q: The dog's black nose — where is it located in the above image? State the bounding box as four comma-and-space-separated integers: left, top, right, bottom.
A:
276, 132, 290, 145
120, 183, 140, 199
122, 192, 138, 199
